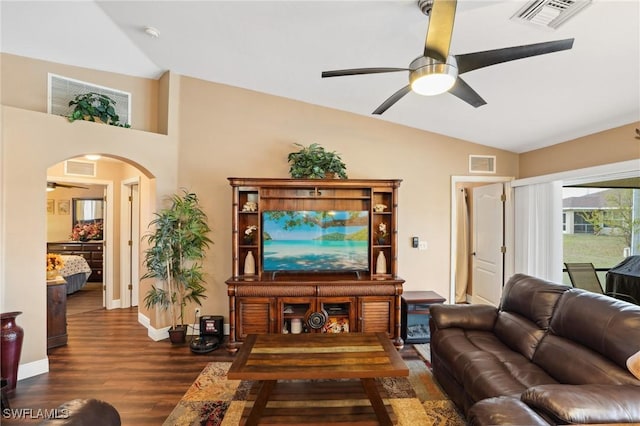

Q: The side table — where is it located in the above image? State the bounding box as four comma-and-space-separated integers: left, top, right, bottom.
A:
401, 291, 445, 344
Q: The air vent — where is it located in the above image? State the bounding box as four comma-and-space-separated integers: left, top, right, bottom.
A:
48, 74, 131, 125
512, 0, 591, 29
64, 160, 96, 177
469, 155, 496, 174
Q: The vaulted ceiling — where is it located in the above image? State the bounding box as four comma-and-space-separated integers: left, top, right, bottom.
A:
2, 1, 638, 153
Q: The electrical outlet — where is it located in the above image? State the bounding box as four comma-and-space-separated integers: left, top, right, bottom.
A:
195, 308, 201, 317
418, 241, 428, 250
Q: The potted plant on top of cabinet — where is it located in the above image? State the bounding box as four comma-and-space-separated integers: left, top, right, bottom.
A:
142, 190, 212, 343
287, 143, 348, 179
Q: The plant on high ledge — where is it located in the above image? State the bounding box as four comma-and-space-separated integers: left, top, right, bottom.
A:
67, 92, 131, 127
142, 190, 212, 343
287, 143, 348, 179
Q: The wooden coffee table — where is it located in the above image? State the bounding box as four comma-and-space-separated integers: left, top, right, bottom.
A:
228, 332, 409, 425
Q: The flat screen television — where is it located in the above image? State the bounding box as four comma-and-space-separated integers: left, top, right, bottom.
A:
262, 210, 369, 272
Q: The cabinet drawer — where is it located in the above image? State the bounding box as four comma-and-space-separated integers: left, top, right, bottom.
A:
48, 243, 82, 252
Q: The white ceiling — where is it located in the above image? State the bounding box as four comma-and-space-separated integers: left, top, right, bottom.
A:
2, 0, 639, 153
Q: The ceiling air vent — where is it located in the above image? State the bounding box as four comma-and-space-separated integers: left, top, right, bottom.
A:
48, 74, 131, 125
64, 160, 97, 177
469, 155, 496, 174
511, 0, 592, 29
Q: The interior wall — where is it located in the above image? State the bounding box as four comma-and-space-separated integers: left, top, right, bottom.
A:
1, 105, 177, 374
519, 122, 640, 177
47, 186, 104, 241
176, 76, 520, 319
0, 53, 161, 134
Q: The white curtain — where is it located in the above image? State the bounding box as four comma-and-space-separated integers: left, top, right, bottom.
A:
455, 188, 469, 303
514, 181, 563, 282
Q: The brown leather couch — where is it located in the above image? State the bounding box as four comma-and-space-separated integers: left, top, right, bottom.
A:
429, 273, 640, 425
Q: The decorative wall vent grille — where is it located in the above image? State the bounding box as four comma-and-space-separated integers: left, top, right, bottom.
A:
469, 155, 496, 174
511, 0, 592, 29
64, 160, 97, 177
48, 74, 131, 125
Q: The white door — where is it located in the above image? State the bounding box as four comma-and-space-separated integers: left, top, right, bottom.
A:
472, 183, 505, 306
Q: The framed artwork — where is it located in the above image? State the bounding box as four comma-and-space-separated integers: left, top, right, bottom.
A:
58, 199, 70, 215
47, 199, 55, 215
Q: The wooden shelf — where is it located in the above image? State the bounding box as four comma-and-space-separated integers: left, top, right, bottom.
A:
226, 178, 404, 350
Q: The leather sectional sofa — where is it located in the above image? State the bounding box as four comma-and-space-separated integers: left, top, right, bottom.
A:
429, 273, 640, 425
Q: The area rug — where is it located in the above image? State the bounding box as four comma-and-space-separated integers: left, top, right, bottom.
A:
164, 360, 465, 426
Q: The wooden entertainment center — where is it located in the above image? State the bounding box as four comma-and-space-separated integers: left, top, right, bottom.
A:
226, 178, 404, 350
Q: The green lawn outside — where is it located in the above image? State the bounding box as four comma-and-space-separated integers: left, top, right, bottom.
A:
562, 233, 627, 286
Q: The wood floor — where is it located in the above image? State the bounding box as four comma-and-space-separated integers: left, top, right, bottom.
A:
5, 287, 424, 425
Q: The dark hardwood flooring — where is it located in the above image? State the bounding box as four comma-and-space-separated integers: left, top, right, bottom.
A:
6, 286, 423, 425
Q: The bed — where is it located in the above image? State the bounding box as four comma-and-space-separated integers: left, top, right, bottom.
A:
59, 255, 92, 294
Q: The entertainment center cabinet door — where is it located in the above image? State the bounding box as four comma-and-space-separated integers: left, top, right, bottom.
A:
235, 297, 276, 340
358, 296, 395, 337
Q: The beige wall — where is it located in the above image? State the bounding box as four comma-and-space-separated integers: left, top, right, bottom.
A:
0, 53, 161, 134
47, 186, 104, 241
176, 77, 520, 319
519, 122, 640, 178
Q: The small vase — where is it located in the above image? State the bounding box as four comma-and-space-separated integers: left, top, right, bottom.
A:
244, 251, 256, 276
376, 251, 387, 274
46, 270, 58, 280
243, 236, 253, 245
377, 236, 387, 245
1, 311, 24, 394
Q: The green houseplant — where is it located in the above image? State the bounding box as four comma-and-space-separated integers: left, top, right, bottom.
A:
142, 190, 212, 343
67, 92, 130, 127
287, 143, 348, 179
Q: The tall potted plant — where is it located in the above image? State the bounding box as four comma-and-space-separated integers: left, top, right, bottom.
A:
142, 190, 212, 343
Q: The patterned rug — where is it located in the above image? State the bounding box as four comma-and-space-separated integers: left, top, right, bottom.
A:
164, 358, 464, 426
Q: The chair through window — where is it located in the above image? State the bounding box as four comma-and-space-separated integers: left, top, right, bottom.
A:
564, 262, 638, 304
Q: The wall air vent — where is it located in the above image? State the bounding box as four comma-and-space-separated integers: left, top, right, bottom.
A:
48, 74, 131, 125
64, 160, 97, 177
511, 0, 592, 29
469, 155, 496, 174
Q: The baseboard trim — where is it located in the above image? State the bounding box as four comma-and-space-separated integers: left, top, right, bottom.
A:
17, 357, 49, 381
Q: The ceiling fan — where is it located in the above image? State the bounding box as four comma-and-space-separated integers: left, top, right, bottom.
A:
322, 0, 575, 114
47, 182, 89, 191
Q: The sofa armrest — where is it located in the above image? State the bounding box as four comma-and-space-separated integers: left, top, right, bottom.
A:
522, 384, 640, 424
430, 304, 497, 331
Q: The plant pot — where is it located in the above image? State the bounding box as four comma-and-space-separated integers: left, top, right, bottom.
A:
1, 311, 24, 394
168, 325, 187, 344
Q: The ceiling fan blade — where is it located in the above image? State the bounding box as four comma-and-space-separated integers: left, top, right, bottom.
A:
372, 85, 412, 115
48, 182, 89, 190
455, 39, 574, 74
424, 0, 458, 62
448, 77, 487, 108
322, 68, 408, 78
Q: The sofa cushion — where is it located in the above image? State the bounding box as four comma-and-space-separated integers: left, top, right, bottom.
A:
494, 312, 546, 360
549, 288, 640, 369
467, 396, 550, 426
522, 384, 640, 424
533, 334, 639, 385
499, 274, 570, 329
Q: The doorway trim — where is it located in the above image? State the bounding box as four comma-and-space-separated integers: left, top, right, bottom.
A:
450, 175, 514, 304
120, 177, 140, 308
46, 175, 115, 308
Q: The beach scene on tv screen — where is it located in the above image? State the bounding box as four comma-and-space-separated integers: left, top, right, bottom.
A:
262, 210, 369, 271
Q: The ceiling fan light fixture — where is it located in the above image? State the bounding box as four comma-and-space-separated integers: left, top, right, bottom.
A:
409, 56, 458, 96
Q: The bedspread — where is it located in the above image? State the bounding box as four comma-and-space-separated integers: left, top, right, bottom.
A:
60, 255, 91, 294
